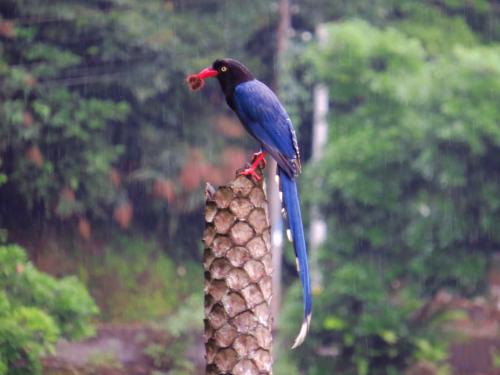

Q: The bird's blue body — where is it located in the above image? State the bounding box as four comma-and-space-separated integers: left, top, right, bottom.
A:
232, 80, 312, 348
189, 58, 312, 347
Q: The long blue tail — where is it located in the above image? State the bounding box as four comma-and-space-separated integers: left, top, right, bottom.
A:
278, 167, 312, 349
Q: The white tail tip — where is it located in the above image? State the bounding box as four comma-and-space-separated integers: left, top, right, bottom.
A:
291, 314, 311, 349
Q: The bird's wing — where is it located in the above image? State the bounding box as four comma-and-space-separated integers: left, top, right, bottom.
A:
233, 80, 301, 178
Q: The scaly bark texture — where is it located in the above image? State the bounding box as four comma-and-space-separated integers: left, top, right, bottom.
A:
203, 171, 273, 375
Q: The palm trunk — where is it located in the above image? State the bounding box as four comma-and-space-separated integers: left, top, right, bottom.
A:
203, 170, 273, 374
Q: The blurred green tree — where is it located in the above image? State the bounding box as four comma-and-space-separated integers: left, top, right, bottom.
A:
279, 16, 500, 374
293, 0, 499, 43
0, 0, 275, 255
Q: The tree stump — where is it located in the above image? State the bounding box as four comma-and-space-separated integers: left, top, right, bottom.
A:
203, 170, 273, 375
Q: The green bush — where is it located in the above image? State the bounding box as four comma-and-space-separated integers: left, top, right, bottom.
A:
280, 263, 452, 375
78, 237, 201, 322
0, 243, 98, 374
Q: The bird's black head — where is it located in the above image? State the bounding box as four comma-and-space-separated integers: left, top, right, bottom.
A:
212, 58, 254, 96
186, 58, 254, 96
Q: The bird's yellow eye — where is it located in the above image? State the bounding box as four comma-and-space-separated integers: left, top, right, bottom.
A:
220, 66, 228, 72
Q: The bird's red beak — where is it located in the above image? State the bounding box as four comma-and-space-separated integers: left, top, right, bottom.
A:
186, 67, 217, 91
197, 67, 218, 79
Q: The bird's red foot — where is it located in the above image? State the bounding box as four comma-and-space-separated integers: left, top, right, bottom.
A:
238, 151, 266, 181
239, 167, 261, 181
251, 151, 267, 169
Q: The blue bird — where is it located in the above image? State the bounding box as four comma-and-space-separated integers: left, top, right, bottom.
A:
188, 58, 312, 348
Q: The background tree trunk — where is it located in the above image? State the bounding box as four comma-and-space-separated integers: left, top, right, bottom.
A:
269, 0, 291, 331
203, 170, 273, 375
309, 24, 330, 293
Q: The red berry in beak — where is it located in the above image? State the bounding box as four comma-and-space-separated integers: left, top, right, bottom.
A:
187, 74, 204, 91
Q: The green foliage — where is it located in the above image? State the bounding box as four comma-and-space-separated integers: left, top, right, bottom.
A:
0, 0, 276, 258
393, 2, 478, 55
162, 293, 203, 338
0, 30, 129, 217
144, 340, 195, 375
0, 243, 98, 374
86, 350, 122, 369
294, 0, 500, 42
284, 15, 500, 374
306, 19, 500, 295
143, 294, 202, 375
282, 264, 452, 375
78, 238, 201, 322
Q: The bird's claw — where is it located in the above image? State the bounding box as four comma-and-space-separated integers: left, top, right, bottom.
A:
251, 152, 267, 169
239, 167, 261, 181
239, 151, 266, 181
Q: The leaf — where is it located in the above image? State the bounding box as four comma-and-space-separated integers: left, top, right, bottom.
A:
380, 330, 398, 344
323, 315, 346, 330
32, 101, 51, 121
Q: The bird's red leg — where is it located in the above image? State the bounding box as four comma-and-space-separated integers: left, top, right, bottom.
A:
239, 151, 267, 181
250, 151, 267, 169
